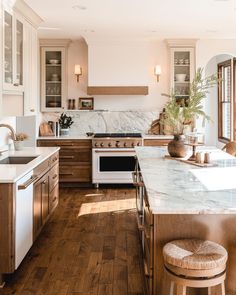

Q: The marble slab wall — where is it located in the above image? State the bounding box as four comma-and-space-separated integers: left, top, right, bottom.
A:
42, 110, 160, 135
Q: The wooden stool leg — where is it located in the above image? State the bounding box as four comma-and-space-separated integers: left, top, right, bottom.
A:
176, 284, 186, 295
208, 282, 225, 295
0, 274, 5, 288
170, 281, 174, 295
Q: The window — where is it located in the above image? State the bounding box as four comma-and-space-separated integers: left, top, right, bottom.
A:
218, 60, 232, 142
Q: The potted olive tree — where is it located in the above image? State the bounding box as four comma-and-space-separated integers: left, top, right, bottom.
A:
59, 113, 74, 136
162, 68, 218, 158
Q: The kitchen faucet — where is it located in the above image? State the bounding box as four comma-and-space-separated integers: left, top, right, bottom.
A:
0, 124, 17, 155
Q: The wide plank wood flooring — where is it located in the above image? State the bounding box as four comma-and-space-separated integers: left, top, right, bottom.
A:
1, 188, 144, 295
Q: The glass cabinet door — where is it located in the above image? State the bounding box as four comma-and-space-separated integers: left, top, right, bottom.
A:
45, 51, 62, 108
174, 50, 191, 106
4, 11, 13, 85
16, 19, 23, 86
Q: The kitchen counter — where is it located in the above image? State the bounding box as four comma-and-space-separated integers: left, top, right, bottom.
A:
135, 146, 236, 214
37, 134, 173, 140
0, 147, 60, 183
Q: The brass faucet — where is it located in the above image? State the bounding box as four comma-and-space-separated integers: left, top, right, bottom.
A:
0, 124, 17, 141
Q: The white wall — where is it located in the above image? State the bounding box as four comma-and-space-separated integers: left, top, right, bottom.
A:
0, 117, 16, 149
204, 54, 233, 148
67, 39, 88, 109
67, 39, 169, 111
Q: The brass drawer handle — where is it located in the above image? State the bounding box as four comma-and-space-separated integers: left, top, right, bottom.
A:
52, 174, 58, 180
144, 261, 153, 278
56, 143, 74, 146
52, 157, 58, 162
18, 175, 38, 190
60, 156, 74, 159
52, 196, 57, 202
59, 172, 73, 176
42, 180, 47, 184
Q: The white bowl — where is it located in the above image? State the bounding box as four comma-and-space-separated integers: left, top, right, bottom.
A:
176, 74, 186, 82
49, 59, 59, 64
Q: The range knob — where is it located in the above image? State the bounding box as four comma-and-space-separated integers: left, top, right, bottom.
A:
132, 142, 135, 147
116, 141, 120, 147
124, 142, 127, 147
100, 142, 104, 147
137, 142, 140, 146
108, 142, 112, 147
95, 142, 98, 147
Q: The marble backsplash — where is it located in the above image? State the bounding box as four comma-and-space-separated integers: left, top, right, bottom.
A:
42, 110, 160, 135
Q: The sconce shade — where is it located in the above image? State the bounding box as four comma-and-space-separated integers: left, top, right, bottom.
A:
75, 64, 82, 82
75, 64, 82, 75
154, 65, 161, 82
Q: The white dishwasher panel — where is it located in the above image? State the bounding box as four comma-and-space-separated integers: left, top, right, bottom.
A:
15, 171, 33, 269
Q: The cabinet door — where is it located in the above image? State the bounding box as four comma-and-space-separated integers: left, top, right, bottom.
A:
33, 179, 42, 240
170, 47, 195, 106
41, 173, 49, 225
41, 47, 66, 112
3, 10, 13, 87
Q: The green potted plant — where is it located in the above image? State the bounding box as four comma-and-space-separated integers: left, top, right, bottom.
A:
14, 133, 28, 151
58, 112, 74, 136
162, 68, 218, 157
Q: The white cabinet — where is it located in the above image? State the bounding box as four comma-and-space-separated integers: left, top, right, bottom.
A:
40, 39, 70, 112
3, 7, 24, 93
166, 39, 196, 106
15, 171, 34, 269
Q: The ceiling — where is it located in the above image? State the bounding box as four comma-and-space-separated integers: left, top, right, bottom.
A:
25, 0, 236, 41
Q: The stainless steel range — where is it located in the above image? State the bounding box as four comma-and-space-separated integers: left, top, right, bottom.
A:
92, 133, 143, 187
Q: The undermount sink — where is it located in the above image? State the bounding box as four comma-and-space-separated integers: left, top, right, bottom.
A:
0, 156, 37, 165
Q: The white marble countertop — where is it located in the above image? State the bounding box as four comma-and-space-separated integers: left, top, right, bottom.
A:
37, 134, 173, 140
135, 146, 236, 215
0, 147, 60, 183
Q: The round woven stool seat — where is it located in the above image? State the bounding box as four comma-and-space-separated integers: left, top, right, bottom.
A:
163, 239, 228, 270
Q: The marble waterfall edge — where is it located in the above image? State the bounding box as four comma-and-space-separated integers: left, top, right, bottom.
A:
42, 110, 160, 135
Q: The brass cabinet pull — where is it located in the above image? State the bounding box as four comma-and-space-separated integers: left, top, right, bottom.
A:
59, 172, 73, 176
18, 175, 38, 190
56, 143, 74, 146
52, 157, 58, 162
52, 196, 57, 202
52, 174, 58, 180
144, 261, 153, 278
60, 156, 74, 159
42, 180, 47, 184
132, 171, 144, 187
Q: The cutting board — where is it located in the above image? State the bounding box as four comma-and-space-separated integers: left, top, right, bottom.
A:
39, 122, 54, 136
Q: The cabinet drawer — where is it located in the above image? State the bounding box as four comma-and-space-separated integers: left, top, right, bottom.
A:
37, 139, 91, 148
59, 165, 91, 182
34, 158, 50, 178
59, 148, 91, 163
144, 139, 170, 146
50, 152, 59, 167
49, 163, 59, 192
49, 183, 59, 213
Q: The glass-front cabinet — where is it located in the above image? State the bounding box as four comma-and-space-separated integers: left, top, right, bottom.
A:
167, 40, 196, 107
41, 47, 66, 112
3, 8, 24, 92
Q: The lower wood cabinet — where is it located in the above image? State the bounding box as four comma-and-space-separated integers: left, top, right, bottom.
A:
37, 139, 92, 185
33, 157, 59, 241
0, 151, 59, 279
144, 139, 171, 146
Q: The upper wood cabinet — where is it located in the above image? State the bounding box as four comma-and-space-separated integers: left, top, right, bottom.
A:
40, 39, 71, 112
166, 39, 197, 106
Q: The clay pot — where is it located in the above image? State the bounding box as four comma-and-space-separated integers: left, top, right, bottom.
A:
168, 135, 187, 158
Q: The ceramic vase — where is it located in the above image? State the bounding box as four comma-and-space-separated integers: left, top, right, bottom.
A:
14, 141, 24, 151
168, 135, 187, 158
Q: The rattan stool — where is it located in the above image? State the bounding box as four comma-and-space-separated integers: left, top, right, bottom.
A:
163, 239, 228, 295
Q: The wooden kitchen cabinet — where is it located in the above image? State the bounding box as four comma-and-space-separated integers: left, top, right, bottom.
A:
37, 139, 92, 185
0, 150, 59, 280
144, 139, 171, 146
33, 153, 59, 241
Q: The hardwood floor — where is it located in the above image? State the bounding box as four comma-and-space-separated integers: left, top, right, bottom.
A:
1, 188, 144, 295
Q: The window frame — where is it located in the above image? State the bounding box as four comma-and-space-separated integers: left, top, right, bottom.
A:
218, 59, 232, 143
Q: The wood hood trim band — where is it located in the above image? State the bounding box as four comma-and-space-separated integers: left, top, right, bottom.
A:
87, 86, 149, 95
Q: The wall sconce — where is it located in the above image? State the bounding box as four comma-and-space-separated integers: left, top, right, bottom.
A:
74, 64, 82, 82
154, 65, 161, 82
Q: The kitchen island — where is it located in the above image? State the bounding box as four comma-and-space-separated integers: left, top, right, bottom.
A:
135, 146, 236, 295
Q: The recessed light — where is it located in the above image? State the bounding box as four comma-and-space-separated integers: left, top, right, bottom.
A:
206, 29, 218, 33
214, 0, 230, 2
72, 4, 87, 10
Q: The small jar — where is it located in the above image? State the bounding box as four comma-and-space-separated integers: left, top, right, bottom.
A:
204, 152, 211, 164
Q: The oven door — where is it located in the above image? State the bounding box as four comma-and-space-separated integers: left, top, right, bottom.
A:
92, 148, 136, 183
